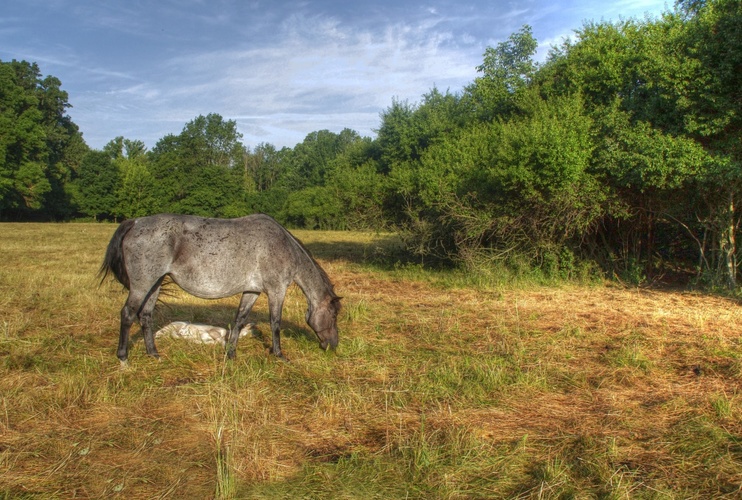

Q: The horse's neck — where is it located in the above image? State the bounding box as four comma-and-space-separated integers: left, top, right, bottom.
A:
294, 260, 331, 307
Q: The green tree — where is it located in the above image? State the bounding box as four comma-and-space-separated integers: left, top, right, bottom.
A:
0, 61, 48, 216
378, 89, 470, 227
117, 159, 158, 218
283, 186, 343, 229
244, 142, 283, 192
536, 15, 714, 280
376, 89, 466, 171
271, 129, 376, 228
324, 137, 387, 230
538, 2, 742, 285
103, 137, 159, 218
279, 129, 362, 190
75, 150, 120, 220
0, 60, 86, 219
398, 91, 601, 265
466, 25, 539, 121
675, 0, 742, 288
149, 114, 247, 217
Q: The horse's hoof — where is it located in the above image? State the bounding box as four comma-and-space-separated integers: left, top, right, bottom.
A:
119, 359, 130, 370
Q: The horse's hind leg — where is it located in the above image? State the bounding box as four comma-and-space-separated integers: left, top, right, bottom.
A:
117, 280, 163, 363
226, 291, 259, 359
118, 296, 138, 364
139, 280, 164, 359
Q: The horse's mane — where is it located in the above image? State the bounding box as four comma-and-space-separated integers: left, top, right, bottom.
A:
271, 218, 339, 301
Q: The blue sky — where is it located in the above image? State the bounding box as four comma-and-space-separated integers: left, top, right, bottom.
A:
2, 0, 671, 151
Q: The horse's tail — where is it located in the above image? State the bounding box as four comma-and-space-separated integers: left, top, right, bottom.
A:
98, 218, 136, 289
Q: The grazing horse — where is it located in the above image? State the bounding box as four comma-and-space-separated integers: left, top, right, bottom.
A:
99, 213, 341, 363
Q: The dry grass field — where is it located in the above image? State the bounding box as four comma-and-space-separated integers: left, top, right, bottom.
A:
1, 222, 741, 498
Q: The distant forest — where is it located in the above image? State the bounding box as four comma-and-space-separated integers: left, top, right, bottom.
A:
1, 0, 740, 288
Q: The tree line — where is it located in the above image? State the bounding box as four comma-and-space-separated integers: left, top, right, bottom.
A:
1, 0, 740, 287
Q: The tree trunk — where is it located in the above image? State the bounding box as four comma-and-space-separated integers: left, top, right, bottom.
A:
721, 192, 737, 290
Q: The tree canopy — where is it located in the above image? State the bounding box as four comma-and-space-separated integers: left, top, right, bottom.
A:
0, 60, 85, 219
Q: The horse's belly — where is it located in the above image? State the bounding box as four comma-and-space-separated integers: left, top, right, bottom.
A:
169, 267, 256, 299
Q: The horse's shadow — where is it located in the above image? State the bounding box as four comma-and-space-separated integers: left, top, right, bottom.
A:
128, 301, 316, 350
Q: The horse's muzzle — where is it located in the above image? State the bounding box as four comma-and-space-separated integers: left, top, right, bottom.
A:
319, 333, 338, 351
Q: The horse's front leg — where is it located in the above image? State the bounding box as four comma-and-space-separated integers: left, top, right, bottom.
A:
226, 292, 259, 360
268, 293, 287, 361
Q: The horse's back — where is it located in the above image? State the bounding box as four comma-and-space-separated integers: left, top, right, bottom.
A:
121, 214, 299, 298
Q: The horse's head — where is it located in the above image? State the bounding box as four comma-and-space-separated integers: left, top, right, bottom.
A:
307, 295, 341, 351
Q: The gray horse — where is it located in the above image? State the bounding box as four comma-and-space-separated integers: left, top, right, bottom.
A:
99, 213, 341, 363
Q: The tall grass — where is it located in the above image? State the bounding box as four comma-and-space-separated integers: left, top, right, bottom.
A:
1, 223, 741, 497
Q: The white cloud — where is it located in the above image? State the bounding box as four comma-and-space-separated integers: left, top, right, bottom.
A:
106, 13, 481, 148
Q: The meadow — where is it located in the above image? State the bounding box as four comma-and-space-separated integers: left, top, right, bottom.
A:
1, 222, 741, 499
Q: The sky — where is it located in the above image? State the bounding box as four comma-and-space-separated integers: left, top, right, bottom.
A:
2, 0, 672, 151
